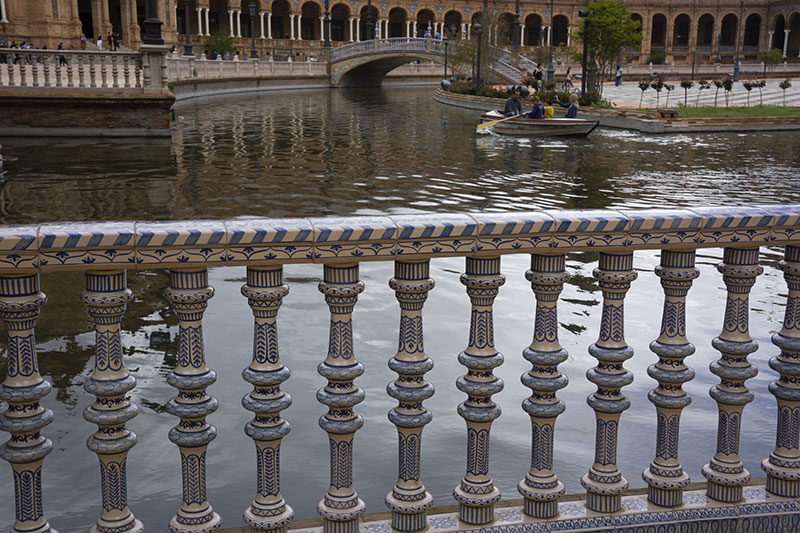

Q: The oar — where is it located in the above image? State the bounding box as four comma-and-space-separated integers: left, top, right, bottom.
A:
476, 114, 520, 131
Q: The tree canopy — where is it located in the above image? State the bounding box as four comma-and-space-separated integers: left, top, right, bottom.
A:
574, 0, 642, 92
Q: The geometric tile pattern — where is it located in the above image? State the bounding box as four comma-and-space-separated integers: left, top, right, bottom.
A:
311, 486, 800, 533
3, 205, 798, 273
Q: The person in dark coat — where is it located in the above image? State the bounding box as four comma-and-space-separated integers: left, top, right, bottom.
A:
503, 88, 523, 117
524, 95, 545, 118
557, 93, 580, 118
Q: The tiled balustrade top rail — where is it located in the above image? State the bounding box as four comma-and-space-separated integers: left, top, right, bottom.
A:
1, 204, 799, 271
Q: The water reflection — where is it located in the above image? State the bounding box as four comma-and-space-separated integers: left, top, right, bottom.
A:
0, 87, 798, 530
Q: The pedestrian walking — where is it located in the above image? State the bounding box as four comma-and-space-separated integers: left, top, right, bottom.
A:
97, 34, 103, 50
615, 65, 623, 86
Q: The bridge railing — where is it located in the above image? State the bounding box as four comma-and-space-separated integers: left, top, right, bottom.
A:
330, 37, 450, 62
165, 53, 327, 81
2, 205, 800, 532
0, 48, 144, 92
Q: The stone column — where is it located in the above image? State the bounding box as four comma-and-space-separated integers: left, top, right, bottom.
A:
205, 8, 210, 36
197, 7, 203, 36
0, 274, 57, 533
261, 12, 266, 38
642, 251, 699, 508
290, 14, 296, 40
407, 21, 411, 37
453, 257, 504, 526
241, 267, 294, 533
237, 10, 242, 38
268, 13, 272, 39
518, 254, 569, 519
0, 0, 7, 23
461, 23, 466, 39
317, 264, 366, 533
229, 10, 235, 37
768, 31, 774, 50
566, 27, 570, 46
763, 246, 800, 497
320, 16, 324, 41
164, 268, 222, 532
581, 252, 636, 513
355, 19, 360, 42
385, 261, 435, 533
702, 248, 761, 503
82, 271, 143, 533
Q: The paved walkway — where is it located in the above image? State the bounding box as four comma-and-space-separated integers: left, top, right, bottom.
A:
600, 78, 800, 109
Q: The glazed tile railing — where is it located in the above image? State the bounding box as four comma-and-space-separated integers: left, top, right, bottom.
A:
330, 38, 447, 62
165, 54, 327, 81
0, 49, 143, 91
2, 205, 800, 533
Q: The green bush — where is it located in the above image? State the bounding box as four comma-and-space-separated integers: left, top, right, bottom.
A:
648, 49, 666, 65
448, 80, 475, 95
477, 86, 507, 98
759, 48, 783, 65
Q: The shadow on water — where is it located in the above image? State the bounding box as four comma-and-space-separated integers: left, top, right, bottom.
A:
0, 86, 799, 529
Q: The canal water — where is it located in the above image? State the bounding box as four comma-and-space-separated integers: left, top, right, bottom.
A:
0, 87, 799, 530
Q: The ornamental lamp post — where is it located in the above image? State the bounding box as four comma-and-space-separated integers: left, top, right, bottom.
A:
473, 22, 482, 89
323, 0, 331, 48
512, 0, 520, 51
547, 0, 555, 82
365, 0, 374, 40
249, 1, 257, 58
182, 0, 193, 55
579, 8, 588, 97
143, 0, 164, 45
733, 0, 743, 81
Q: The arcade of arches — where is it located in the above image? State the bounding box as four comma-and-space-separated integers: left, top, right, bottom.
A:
1, 0, 800, 64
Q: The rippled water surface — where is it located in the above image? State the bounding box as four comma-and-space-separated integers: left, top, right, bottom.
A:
0, 86, 799, 531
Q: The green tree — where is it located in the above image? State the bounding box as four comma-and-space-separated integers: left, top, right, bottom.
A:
664, 83, 674, 107
779, 79, 792, 106
638, 80, 649, 108
651, 79, 664, 108
204, 30, 237, 59
759, 48, 783, 76
695, 80, 710, 106
743, 81, 753, 107
574, 0, 641, 95
680, 79, 693, 107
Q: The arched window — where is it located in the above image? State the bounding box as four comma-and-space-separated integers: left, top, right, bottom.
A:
389, 7, 408, 38
552, 14, 568, 47
331, 3, 351, 41
673, 14, 690, 47
524, 14, 543, 46
444, 11, 462, 39
651, 14, 666, 47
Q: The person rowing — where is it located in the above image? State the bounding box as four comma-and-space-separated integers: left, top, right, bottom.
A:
503, 87, 523, 117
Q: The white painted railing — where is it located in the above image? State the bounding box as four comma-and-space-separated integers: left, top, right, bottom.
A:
0, 48, 142, 91
330, 37, 449, 62
165, 53, 327, 81
1, 206, 800, 533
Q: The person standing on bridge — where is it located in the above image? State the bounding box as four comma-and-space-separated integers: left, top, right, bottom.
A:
96, 34, 103, 50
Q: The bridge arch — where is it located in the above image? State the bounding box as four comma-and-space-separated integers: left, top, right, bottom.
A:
330, 38, 450, 86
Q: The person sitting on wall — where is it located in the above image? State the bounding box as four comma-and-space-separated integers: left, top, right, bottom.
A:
503, 87, 523, 117
523, 95, 545, 119
556, 93, 580, 118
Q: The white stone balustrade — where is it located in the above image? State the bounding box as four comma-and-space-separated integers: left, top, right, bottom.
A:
0, 49, 147, 92
1, 206, 800, 532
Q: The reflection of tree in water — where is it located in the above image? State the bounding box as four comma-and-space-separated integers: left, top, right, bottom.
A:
0, 270, 176, 404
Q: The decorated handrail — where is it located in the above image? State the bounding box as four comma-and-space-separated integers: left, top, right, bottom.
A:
330, 37, 449, 62
1, 205, 798, 273
0, 47, 143, 91
1, 204, 800, 533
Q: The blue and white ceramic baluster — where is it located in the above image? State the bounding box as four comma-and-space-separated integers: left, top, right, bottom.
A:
0, 274, 57, 533
642, 251, 698, 508
763, 245, 800, 497
518, 253, 568, 519
164, 268, 222, 532
317, 263, 366, 533
702, 247, 761, 503
453, 256, 504, 526
385, 260, 435, 533
82, 271, 143, 533
581, 252, 636, 514
241, 266, 294, 533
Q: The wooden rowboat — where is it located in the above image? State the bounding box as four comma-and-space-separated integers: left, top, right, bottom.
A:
480, 110, 599, 137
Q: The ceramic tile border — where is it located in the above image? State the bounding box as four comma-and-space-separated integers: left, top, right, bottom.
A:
268, 484, 797, 533
2, 205, 799, 273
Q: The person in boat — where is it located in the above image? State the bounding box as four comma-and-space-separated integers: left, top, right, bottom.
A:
523, 95, 545, 119
556, 93, 579, 118
543, 99, 555, 119
503, 87, 523, 117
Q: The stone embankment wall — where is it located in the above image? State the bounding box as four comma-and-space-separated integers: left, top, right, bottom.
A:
0, 93, 175, 137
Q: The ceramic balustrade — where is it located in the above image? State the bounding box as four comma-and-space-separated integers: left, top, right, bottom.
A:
0, 49, 143, 91
1, 205, 800, 533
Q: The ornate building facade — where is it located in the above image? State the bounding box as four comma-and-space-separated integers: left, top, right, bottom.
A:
1, 0, 799, 64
